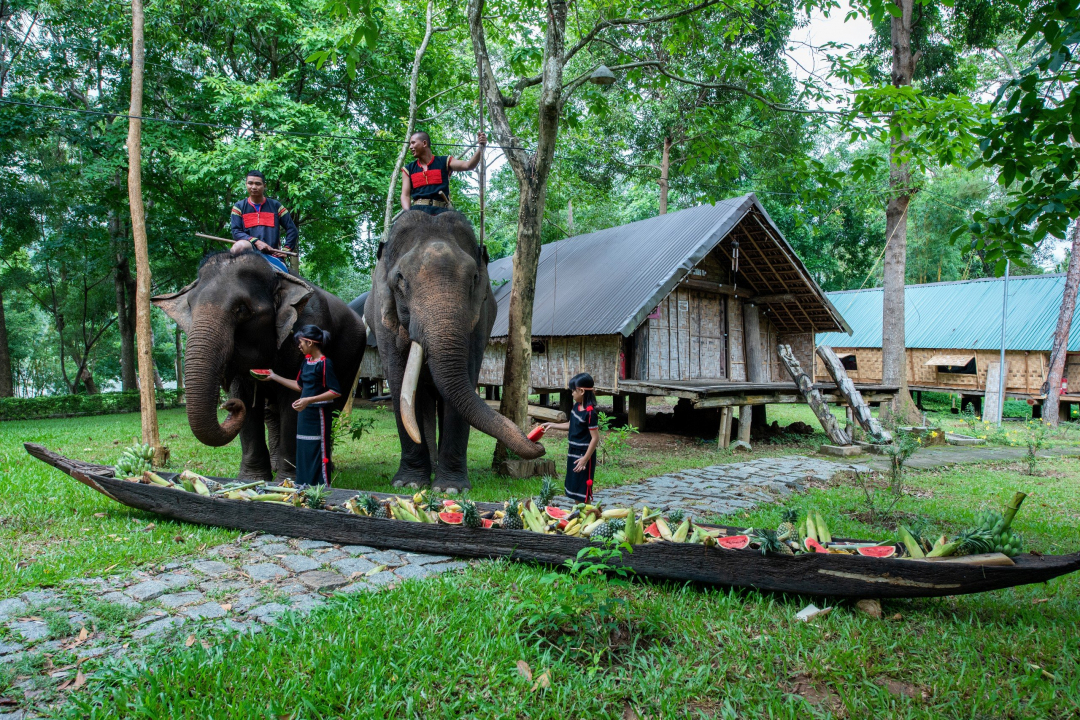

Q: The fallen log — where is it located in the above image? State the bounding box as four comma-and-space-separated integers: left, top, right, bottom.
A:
816, 345, 892, 443
777, 344, 850, 445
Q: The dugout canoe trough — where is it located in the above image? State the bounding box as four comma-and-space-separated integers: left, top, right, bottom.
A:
25, 443, 1080, 600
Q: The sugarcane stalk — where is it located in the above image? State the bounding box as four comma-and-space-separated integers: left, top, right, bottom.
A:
1001, 492, 1027, 531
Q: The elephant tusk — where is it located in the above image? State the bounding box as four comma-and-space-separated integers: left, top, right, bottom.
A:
400, 341, 423, 445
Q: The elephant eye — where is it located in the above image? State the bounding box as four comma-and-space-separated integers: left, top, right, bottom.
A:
395, 272, 408, 293
234, 303, 252, 320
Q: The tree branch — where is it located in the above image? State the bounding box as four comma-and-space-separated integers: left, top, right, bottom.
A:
656, 66, 843, 116
563, 0, 724, 65
560, 60, 663, 105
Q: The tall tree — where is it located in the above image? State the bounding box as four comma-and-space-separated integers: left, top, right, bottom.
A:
127, 0, 163, 462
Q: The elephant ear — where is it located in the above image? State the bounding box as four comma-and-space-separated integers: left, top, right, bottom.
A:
274, 271, 315, 348
152, 280, 198, 334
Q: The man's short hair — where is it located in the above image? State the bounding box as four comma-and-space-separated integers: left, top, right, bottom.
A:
246, 170, 266, 182
411, 131, 431, 148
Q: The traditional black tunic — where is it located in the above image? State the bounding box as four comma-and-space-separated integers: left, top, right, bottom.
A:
295, 356, 341, 487
565, 403, 598, 502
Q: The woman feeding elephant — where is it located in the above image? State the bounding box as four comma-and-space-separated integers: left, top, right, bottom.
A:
253, 325, 342, 487
365, 210, 544, 493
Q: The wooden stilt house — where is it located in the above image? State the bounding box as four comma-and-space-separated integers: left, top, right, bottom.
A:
479, 195, 893, 437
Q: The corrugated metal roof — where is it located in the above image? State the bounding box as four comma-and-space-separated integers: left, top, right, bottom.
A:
488, 194, 846, 338
816, 274, 1080, 352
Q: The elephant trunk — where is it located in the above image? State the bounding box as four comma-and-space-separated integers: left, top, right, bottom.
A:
416, 315, 543, 460
184, 307, 245, 447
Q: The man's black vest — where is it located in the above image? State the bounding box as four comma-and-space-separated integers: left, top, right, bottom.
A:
405, 155, 452, 201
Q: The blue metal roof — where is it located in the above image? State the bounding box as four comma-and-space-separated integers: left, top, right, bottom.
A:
816, 274, 1080, 352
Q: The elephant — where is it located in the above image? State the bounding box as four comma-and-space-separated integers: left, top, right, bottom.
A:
153, 250, 366, 481
366, 210, 544, 492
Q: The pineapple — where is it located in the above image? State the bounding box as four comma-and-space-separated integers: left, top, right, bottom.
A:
777, 508, 799, 541
461, 499, 483, 529
303, 484, 331, 510
361, 494, 390, 519
667, 509, 685, 526
536, 477, 556, 508
752, 528, 793, 556
592, 521, 615, 542
501, 500, 524, 530
607, 518, 626, 534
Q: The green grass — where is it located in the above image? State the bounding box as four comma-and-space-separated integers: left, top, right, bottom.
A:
3, 407, 1080, 718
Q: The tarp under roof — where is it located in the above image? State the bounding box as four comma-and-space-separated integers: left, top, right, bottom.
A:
488, 194, 848, 338
924, 354, 975, 367
816, 274, 1080, 352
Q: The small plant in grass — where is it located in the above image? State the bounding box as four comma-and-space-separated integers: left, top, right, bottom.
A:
853, 470, 903, 524
882, 429, 920, 493
1024, 420, 1049, 475
961, 404, 979, 434
332, 412, 376, 446
597, 412, 638, 465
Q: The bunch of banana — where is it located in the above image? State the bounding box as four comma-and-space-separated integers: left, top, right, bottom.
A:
519, 499, 549, 533
114, 444, 154, 478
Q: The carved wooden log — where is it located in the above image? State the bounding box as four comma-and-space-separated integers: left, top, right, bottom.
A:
23, 442, 1080, 599
815, 345, 893, 443
777, 344, 850, 445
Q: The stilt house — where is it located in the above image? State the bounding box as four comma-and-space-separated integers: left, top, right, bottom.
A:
815, 274, 1080, 415
478, 194, 881, 428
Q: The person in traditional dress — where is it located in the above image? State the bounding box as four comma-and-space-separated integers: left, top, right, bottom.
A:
253, 325, 341, 487
541, 373, 600, 503
399, 131, 486, 215
229, 170, 298, 273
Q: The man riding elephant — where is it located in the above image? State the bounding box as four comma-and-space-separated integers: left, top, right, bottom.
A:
153, 250, 365, 481
365, 210, 543, 492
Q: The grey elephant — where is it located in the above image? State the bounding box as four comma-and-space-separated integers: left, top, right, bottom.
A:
366, 210, 543, 492
153, 250, 366, 481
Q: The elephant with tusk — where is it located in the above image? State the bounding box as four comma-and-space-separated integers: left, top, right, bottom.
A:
153, 250, 366, 481
365, 210, 544, 492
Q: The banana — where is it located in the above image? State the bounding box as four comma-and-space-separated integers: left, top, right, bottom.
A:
582, 518, 605, 536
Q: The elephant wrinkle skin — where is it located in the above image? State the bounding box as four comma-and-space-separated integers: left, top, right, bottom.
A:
364, 210, 544, 492
153, 250, 366, 482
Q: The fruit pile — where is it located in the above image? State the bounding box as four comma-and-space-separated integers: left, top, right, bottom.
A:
114, 444, 155, 478
899, 492, 1027, 559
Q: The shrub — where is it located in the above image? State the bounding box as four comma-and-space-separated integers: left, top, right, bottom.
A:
0, 390, 182, 422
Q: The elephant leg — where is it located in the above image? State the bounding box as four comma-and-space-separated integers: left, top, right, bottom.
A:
275, 395, 299, 483
391, 382, 435, 487
433, 398, 471, 493
265, 396, 282, 472
234, 378, 273, 481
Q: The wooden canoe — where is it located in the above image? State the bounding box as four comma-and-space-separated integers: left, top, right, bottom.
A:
25, 443, 1080, 599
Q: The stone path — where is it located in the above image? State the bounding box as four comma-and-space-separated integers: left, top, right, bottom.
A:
587, 455, 864, 518
0, 533, 471, 716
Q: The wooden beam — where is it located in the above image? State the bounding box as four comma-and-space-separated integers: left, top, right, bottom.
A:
816, 345, 892, 443
679, 278, 756, 298
627, 393, 647, 429
778, 343, 850, 445
753, 293, 798, 305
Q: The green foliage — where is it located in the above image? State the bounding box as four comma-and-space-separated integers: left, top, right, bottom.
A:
1024, 420, 1049, 476
883, 428, 921, 490
0, 390, 183, 422
597, 411, 637, 465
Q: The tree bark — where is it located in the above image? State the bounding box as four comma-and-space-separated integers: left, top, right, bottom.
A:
127, 0, 163, 464
659, 136, 671, 215
383, 0, 440, 239
0, 289, 12, 397
1042, 217, 1080, 426
882, 0, 921, 425
114, 252, 137, 391
469, 0, 566, 468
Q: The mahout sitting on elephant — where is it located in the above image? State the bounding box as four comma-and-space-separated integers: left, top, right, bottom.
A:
153, 250, 366, 481
366, 210, 544, 492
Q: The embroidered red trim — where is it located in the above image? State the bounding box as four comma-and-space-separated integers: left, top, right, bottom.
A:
410, 168, 443, 188
242, 211, 276, 228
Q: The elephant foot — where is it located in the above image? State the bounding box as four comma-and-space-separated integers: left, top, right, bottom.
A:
392, 469, 431, 488
432, 469, 470, 495
238, 464, 274, 483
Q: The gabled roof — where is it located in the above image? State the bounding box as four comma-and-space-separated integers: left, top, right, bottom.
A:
816, 274, 1080, 352
488, 194, 847, 338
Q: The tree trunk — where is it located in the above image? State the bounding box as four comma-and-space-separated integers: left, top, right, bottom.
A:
816, 344, 892, 443
0, 289, 13, 397
1042, 217, 1080, 425
127, 0, 163, 464
778, 344, 849, 445
659, 136, 671, 215
383, 0, 439, 238
114, 252, 137, 391
882, 0, 921, 425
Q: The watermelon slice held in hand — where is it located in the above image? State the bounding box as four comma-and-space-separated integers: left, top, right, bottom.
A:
250, 369, 272, 380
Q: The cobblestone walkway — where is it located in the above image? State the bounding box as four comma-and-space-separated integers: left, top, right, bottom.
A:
587, 455, 867, 517
0, 533, 471, 716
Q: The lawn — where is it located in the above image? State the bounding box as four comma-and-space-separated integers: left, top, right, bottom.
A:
2, 405, 1079, 718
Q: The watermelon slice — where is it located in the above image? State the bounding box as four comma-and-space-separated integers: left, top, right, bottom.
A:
857, 545, 897, 558
545, 506, 569, 520
644, 522, 661, 539
481, 518, 495, 529
438, 512, 463, 525
805, 538, 828, 553
717, 534, 750, 550
249, 369, 272, 378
